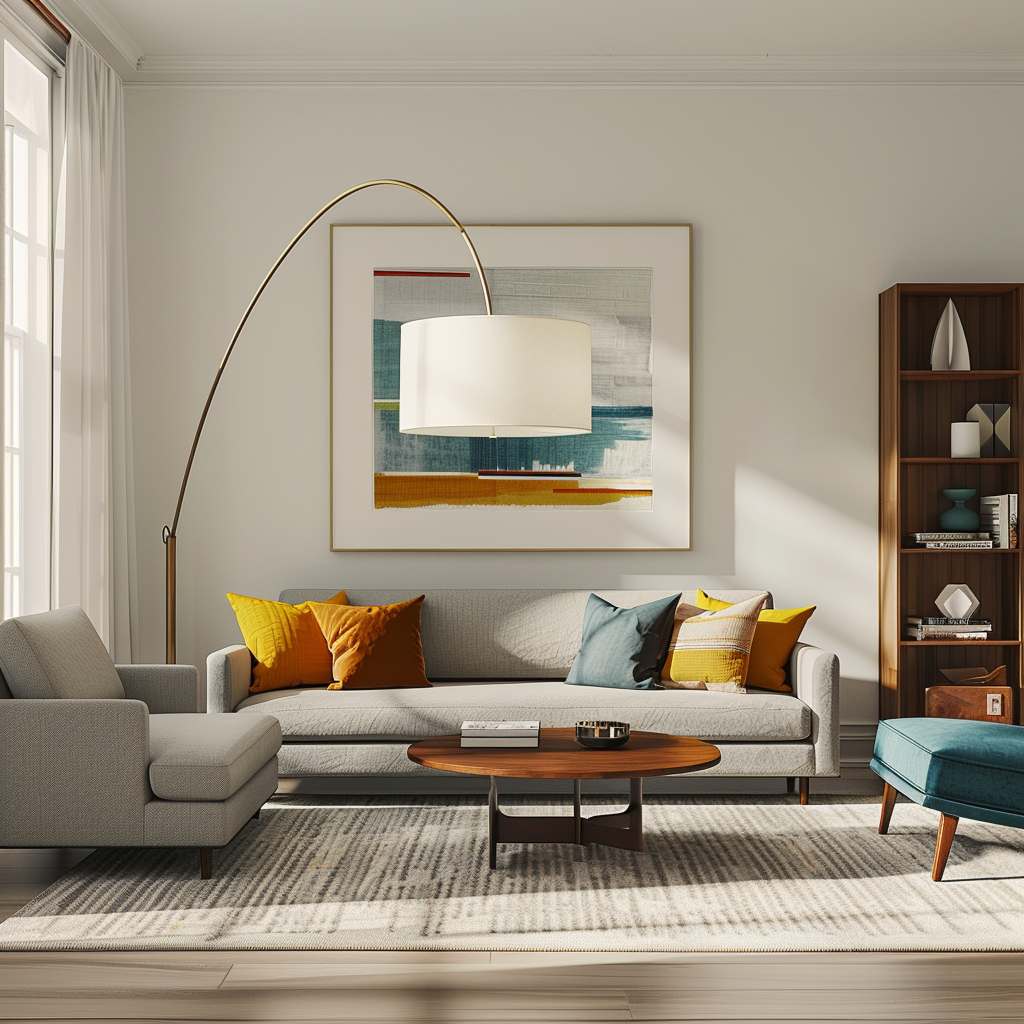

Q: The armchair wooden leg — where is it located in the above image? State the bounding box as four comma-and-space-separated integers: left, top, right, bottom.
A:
200, 847, 213, 880
799, 777, 809, 805
879, 781, 898, 834
786, 776, 796, 793
932, 814, 959, 881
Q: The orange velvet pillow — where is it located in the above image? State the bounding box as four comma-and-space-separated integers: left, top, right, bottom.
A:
310, 595, 431, 690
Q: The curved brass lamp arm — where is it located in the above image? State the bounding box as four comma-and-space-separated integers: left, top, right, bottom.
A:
162, 179, 492, 662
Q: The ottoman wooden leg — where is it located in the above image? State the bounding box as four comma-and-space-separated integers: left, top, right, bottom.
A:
878, 781, 898, 834
200, 847, 213, 880
799, 777, 809, 805
932, 814, 959, 881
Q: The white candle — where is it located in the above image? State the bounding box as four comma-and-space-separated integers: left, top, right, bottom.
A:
951, 421, 981, 459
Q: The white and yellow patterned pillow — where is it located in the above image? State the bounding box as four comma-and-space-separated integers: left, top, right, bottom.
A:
660, 593, 768, 692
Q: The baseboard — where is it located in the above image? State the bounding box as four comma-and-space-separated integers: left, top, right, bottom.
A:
0, 847, 93, 886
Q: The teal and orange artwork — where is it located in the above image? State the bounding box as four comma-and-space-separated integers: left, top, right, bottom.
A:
372, 266, 653, 510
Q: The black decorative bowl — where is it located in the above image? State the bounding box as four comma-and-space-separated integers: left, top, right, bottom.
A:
575, 720, 630, 749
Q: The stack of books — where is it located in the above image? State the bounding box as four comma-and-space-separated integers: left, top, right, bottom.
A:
980, 494, 1019, 549
905, 616, 993, 641
907, 531, 993, 549
460, 721, 540, 748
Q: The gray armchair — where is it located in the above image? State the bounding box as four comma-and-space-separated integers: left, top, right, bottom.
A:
0, 606, 280, 878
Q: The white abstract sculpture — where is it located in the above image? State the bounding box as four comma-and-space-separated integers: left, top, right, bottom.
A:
935, 583, 979, 620
930, 298, 971, 371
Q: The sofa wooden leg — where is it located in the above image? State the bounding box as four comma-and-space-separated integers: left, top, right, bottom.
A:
799, 777, 809, 805
200, 847, 213, 879
878, 781, 898, 834
932, 814, 959, 881
251, 808, 260, 820
786, 776, 795, 793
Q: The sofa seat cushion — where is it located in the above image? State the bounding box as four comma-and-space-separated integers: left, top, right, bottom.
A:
871, 717, 1024, 827
148, 714, 282, 802
235, 680, 811, 743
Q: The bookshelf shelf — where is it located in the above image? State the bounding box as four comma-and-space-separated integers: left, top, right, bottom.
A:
900, 370, 1019, 381
900, 457, 1018, 465
900, 640, 1022, 647
881, 283, 1024, 722
899, 548, 1019, 555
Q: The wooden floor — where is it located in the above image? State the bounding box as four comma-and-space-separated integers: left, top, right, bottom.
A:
0, 945, 1021, 1022
1, 889, 1021, 1023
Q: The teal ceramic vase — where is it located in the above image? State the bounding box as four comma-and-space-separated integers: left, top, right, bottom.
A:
939, 488, 980, 531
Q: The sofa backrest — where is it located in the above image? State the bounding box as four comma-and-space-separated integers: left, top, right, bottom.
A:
280, 589, 773, 681
0, 605, 125, 700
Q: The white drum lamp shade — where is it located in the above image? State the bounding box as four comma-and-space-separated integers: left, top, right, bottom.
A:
399, 314, 592, 437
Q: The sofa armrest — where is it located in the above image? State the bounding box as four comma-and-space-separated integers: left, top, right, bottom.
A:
117, 664, 200, 714
207, 645, 252, 713
0, 698, 150, 846
790, 642, 840, 777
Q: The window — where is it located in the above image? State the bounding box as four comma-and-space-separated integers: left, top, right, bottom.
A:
3, 35, 54, 617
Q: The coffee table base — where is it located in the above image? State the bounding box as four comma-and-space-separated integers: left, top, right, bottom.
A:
487, 776, 643, 869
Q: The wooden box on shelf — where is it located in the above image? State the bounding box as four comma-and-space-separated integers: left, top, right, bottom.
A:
925, 685, 1014, 724
880, 284, 1023, 723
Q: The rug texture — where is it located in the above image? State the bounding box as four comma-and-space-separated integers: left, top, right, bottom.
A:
2, 796, 1023, 952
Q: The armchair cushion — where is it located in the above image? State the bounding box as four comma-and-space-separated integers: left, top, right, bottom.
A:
148, 713, 281, 802
871, 717, 1024, 826
0, 606, 124, 700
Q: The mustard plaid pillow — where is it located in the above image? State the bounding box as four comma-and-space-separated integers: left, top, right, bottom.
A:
661, 593, 768, 692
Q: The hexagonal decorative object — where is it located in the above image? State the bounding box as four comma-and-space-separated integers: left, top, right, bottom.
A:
935, 584, 980, 620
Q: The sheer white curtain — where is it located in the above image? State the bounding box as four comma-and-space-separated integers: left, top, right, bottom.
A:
52, 36, 137, 661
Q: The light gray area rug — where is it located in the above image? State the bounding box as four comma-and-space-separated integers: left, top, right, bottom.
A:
2, 796, 1023, 952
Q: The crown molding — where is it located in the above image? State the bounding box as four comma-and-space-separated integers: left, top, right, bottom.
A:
50, 0, 141, 72
123, 53, 1024, 88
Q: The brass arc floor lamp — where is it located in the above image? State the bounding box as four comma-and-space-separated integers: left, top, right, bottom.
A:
163, 179, 592, 663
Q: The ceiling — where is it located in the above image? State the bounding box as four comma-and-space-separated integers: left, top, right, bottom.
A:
47, 0, 1024, 85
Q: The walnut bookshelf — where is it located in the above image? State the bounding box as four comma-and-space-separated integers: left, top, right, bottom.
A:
880, 284, 1023, 721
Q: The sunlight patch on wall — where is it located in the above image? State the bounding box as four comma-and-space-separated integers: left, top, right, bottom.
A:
733, 465, 877, 684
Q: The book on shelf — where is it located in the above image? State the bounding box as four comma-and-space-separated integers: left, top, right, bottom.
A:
909, 532, 991, 542
979, 494, 1019, 549
924, 540, 994, 549
907, 617, 991, 626
905, 630, 991, 641
460, 736, 540, 747
907, 624, 992, 634
906, 621, 991, 632
905, 616, 992, 641
909, 622, 987, 630
461, 720, 540, 737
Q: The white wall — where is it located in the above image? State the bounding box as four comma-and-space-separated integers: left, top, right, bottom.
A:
123, 83, 1024, 763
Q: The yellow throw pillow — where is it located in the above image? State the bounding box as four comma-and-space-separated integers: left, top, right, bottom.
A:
311, 596, 431, 690
696, 590, 815, 692
228, 590, 348, 694
661, 593, 768, 692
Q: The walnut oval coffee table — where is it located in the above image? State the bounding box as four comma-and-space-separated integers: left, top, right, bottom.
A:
408, 728, 721, 868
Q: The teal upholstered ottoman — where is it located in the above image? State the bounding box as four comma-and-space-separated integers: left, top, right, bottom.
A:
870, 717, 1024, 880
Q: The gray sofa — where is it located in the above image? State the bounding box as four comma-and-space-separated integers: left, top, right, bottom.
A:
207, 589, 839, 794
0, 606, 281, 877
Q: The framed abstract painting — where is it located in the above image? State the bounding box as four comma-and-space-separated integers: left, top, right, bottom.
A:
330, 224, 691, 550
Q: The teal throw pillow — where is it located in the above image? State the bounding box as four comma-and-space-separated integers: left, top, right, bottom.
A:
565, 593, 681, 690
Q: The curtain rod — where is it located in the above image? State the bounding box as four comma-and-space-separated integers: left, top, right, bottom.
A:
22, 0, 69, 43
